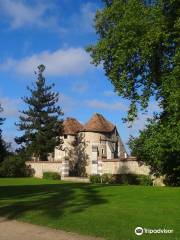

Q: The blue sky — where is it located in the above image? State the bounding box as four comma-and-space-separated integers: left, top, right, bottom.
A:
0, 0, 159, 152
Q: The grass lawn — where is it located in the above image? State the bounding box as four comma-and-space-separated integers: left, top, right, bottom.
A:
0, 178, 179, 240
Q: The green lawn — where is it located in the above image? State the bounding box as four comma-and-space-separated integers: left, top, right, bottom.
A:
0, 178, 179, 240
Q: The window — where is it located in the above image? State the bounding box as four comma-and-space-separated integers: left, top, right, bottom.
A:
64, 135, 67, 139
102, 149, 104, 155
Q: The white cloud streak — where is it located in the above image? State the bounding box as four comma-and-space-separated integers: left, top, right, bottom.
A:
0, 0, 60, 30
0, 48, 92, 76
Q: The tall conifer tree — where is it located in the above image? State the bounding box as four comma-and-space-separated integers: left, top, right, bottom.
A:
15, 65, 64, 161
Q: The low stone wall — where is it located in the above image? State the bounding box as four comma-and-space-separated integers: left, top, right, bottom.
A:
26, 161, 62, 178
26, 158, 150, 178
102, 160, 150, 175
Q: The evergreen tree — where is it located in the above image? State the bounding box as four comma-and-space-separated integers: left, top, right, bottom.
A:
15, 65, 64, 161
0, 104, 8, 163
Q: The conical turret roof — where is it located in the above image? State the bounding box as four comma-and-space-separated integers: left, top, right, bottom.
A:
82, 113, 115, 133
63, 118, 84, 135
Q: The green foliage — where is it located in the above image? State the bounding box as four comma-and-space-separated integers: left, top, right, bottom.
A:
0, 136, 8, 164
0, 155, 34, 177
0, 104, 9, 163
15, 65, 64, 161
87, 0, 179, 122
136, 175, 153, 186
88, 0, 180, 185
101, 173, 116, 184
43, 171, 61, 180
101, 173, 111, 183
90, 173, 152, 185
90, 174, 102, 183
114, 174, 152, 185
115, 174, 135, 185
129, 119, 180, 186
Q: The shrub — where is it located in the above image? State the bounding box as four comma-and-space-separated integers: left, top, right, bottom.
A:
90, 174, 101, 183
113, 174, 152, 185
89, 174, 152, 185
101, 173, 110, 183
136, 175, 153, 186
101, 174, 116, 184
0, 155, 34, 177
43, 171, 61, 180
117, 174, 138, 185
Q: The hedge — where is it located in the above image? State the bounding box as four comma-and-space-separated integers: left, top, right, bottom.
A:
90, 174, 152, 185
43, 171, 61, 180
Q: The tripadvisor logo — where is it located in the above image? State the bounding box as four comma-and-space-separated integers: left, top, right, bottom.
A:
135, 227, 143, 236
135, 226, 174, 236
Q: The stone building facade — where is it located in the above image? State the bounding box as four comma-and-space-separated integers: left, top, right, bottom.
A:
54, 113, 128, 175
27, 113, 150, 178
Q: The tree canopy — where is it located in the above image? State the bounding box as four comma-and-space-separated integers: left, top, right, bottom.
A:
87, 0, 179, 121
87, 0, 180, 185
15, 65, 64, 161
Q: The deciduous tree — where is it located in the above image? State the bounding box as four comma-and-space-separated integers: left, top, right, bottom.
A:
87, 0, 180, 185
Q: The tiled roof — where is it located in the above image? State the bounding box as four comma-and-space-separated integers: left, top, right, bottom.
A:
63, 118, 84, 135
81, 113, 115, 133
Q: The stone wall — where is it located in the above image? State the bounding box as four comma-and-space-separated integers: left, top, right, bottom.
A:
26, 158, 150, 178
102, 159, 150, 175
26, 161, 62, 178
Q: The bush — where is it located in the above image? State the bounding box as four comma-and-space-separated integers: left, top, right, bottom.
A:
115, 174, 152, 185
101, 174, 116, 184
89, 174, 152, 185
90, 174, 101, 183
43, 172, 61, 180
101, 173, 110, 183
116, 174, 138, 185
0, 155, 34, 177
136, 175, 153, 186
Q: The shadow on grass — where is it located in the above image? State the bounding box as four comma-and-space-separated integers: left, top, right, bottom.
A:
0, 182, 108, 220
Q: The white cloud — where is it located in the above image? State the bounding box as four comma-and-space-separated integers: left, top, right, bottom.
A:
0, 47, 92, 76
86, 99, 128, 112
0, 1, 99, 35
0, 97, 21, 118
0, 0, 59, 30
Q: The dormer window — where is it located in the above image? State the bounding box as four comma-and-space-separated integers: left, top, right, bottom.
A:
64, 135, 67, 139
